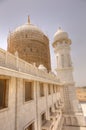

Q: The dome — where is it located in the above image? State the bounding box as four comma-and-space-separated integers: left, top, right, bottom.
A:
54, 27, 69, 42
38, 64, 47, 72
8, 17, 48, 44
7, 17, 51, 72
14, 23, 43, 35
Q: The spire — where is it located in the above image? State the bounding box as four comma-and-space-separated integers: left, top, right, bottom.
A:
28, 16, 30, 24
57, 26, 63, 32
58, 27, 62, 31
59, 27, 61, 30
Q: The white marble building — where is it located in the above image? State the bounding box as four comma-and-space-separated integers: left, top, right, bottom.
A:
0, 19, 86, 130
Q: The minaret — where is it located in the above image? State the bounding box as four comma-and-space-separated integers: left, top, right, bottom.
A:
52, 28, 86, 127
52, 27, 78, 113
52, 27, 73, 83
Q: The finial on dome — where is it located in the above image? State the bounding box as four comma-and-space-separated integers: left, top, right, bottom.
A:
59, 27, 61, 30
28, 16, 30, 24
57, 27, 63, 32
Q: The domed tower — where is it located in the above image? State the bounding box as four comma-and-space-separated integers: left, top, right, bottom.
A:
7, 17, 51, 71
52, 28, 83, 114
52, 27, 73, 83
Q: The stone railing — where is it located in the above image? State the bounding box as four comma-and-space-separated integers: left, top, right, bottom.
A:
57, 115, 64, 130
0, 48, 59, 82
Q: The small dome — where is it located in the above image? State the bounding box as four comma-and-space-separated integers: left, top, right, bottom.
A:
38, 64, 47, 72
54, 27, 69, 42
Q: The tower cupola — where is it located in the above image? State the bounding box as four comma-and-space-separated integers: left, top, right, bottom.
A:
53, 27, 71, 48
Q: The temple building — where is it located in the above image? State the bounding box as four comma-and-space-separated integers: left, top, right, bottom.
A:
0, 17, 86, 130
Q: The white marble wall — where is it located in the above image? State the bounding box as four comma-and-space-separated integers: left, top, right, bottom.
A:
0, 77, 62, 130
0, 77, 16, 130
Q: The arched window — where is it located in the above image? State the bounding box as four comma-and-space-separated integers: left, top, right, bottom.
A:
67, 54, 71, 67
25, 82, 33, 101
30, 48, 32, 52
56, 56, 58, 66
25, 34, 28, 38
61, 54, 64, 68
0, 79, 9, 109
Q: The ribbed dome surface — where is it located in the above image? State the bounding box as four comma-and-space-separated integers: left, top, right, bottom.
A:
8, 22, 48, 44
14, 23, 43, 33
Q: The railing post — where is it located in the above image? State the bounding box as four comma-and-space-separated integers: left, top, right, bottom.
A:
15, 51, 19, 69
5, 52, 8, 65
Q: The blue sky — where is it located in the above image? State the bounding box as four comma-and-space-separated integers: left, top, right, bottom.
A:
0, 0, 86, 86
